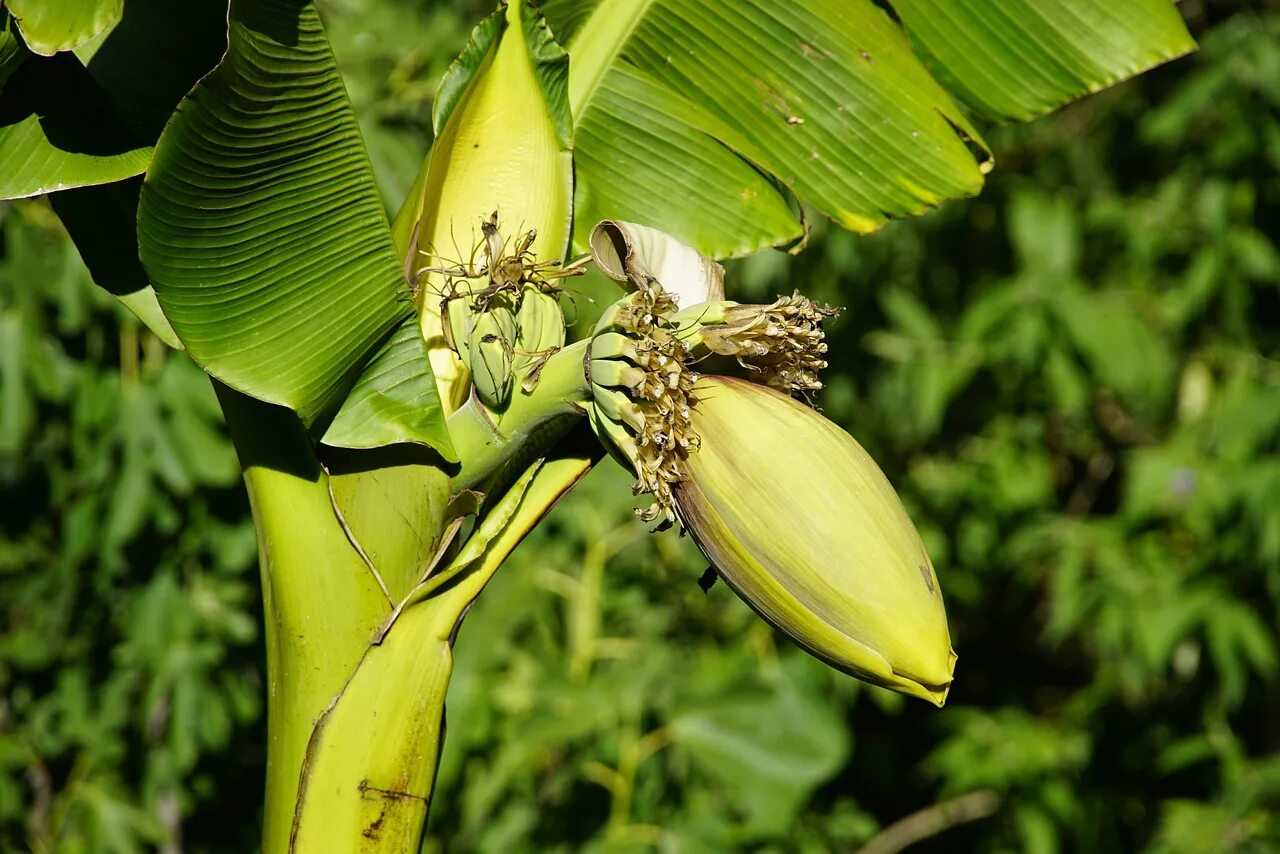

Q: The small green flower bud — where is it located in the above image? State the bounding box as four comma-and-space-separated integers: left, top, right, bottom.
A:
591, 385, 647, 434
589, 359, 647, 394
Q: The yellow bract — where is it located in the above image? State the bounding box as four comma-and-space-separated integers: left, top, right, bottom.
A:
415, 0, 572, 412
676, 376, 955, 705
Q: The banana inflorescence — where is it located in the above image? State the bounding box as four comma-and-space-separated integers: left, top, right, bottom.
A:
585, 272, 837, 525
423, 212, 580, 413
578, 222, 954, 705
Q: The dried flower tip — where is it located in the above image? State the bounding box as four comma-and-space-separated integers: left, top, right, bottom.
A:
690, 291, 838, 395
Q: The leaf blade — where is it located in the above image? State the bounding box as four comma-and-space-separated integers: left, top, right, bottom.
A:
322, 315, 455, 459
561, 0, 990, 249
5, 0, 122, 56
137, 0, 412, 426
0, 52, 151, 199
890, 0, 1197, 122
548, 0, 1192, 253
572, 64, 802, 257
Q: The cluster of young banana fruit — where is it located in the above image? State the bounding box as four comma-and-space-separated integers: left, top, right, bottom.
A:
579, 221, 835, 525
426, 212, 586, 411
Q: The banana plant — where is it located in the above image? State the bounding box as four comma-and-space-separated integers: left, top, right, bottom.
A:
0, 0, 1195, 849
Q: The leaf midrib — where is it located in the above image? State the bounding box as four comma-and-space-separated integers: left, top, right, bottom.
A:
566, 0, 657, 120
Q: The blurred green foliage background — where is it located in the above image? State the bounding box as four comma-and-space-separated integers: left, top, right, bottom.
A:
3, 0, 1279, 851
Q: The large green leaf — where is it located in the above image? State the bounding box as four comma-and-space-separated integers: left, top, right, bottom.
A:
137, 0, 417, 427
889, 0, 1197, 122
40, 0, 228, 347
572, 63, 801, 257
5, 0, 122, 56
543, 0, 1193, 257
555, 0, 991, 253
0, 52, 150, 199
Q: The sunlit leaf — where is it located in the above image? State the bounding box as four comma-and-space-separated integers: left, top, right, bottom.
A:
0, 52, 150, 199
322, 315, 455, 458
571, 63, 802, 257
890, 0, 1197, 121
555, 0, 990, 252
137, 0, 413, 426
5, 0, 121, 56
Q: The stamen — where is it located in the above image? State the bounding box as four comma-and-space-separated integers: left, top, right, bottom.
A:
597, 278, 701, 524
696, 291, 838, 395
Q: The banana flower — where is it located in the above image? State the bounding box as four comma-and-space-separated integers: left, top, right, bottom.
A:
585, 222, 956, 705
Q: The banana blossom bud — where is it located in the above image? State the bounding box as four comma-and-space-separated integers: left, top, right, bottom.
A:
676, 376, 955, 706
436, 215, 577, 411
586, 279, 954, 705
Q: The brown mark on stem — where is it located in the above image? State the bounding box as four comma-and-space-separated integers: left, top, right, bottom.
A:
361, 808, 385, 841
358, 781, 430, 804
